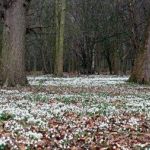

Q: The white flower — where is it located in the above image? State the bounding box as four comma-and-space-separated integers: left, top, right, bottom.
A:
128, 117, 139, 126
99, 122, 108, 129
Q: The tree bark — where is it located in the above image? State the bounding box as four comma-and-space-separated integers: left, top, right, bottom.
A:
129, 23, 150, 84
54, 0, 66, 77
0, 0, 28, 86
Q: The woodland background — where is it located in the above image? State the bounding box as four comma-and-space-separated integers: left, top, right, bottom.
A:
0, 0, 150, 86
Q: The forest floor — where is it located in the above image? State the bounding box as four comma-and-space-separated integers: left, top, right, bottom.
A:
0, 75, 150, 150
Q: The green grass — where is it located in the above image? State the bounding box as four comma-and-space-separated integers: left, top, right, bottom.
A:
0, 112, 14, 122
0, 144, 6, 150
24, 94, 48, 102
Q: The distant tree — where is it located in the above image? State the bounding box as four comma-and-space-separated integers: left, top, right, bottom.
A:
54, 0, 66, 76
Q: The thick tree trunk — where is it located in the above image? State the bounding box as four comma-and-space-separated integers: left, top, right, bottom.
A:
129, 24, 150, 84
0, 0, 28, 86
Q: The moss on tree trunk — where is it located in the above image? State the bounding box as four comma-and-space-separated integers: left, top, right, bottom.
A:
54, 0, 66, 77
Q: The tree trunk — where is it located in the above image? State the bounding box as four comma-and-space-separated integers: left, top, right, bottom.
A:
0, 0, 28, 86
129, 24, 150, 84
54, 0, 66, 77
0, 24, 2, 79
112, 50, 119, 75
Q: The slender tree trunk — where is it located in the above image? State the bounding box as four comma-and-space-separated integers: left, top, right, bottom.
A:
41, 48, 48, 74
129, 23, 150, 84
0, 0, 28, 86
0, 24, 2, 79
112, 50, 119, 75
54, 0, 59, 75
104, 50, 113, 75
54, 0, 66, 77
91, 44, 96, 74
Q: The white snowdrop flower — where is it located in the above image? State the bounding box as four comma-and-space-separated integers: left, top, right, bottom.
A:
68, 135, 73, 140
88, 107, 99, 113
52, 135, 55, 138
128, 117, 139, 126
25, 131, 43, 140
0, 138, 7, 145
35, 144, 38, 147
12, 145, 17, 149
99, 122, 108, 129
